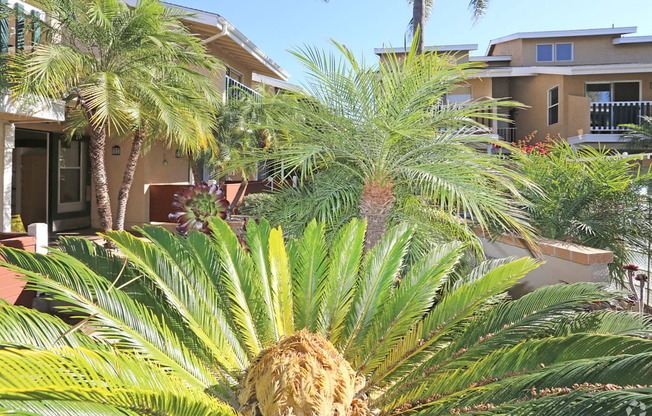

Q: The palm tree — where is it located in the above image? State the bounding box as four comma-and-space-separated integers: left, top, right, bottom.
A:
235, 39, 532, 251
11, 0, 223, 233
622, 115, 652, 150
0, 219, 651, 415
411, 0, 490, 54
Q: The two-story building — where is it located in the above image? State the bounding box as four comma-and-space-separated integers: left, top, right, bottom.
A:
377, 26, 652, 148
0, 0, 290, 233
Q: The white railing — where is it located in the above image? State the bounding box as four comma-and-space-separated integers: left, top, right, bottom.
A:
590, 101, 652, 132
497, 126, 517, 142
225, 76, 262, 103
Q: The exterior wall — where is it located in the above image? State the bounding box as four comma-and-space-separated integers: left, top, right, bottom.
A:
509, 74, 565, 140
490, 39, 524, 66
518, 36, 652, 66
467, 77, 492, 99
91, 138, 191, 230
480, 236, 611, 298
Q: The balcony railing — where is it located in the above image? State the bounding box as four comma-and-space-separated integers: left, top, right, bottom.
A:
225, 76, 262, 103
590, 101, 652, 133
497, 127, 517, 143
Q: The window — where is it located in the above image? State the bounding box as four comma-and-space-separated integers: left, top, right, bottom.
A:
556, 43, 573, 61
445, 85, 472, 104
537, 44, 553, 62
548, 86, 559, 126
58, 141, 85, 213
537, 43, 574, 62
585, 82, 640, 103
226, 67, 243, 83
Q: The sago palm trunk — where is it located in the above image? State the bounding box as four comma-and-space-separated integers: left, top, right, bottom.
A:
413, 0, 426, 54
115, 131, 144, 231
89, 125, 113, 233
359, 179, 395, 252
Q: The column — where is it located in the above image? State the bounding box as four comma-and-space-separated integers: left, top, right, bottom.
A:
1, 122, 14, 232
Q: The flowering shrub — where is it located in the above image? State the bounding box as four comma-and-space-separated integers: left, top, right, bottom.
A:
515, 132, 556, 155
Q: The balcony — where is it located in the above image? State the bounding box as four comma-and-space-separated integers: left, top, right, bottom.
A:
590, 101, 652, 133
225, 76, 262, 103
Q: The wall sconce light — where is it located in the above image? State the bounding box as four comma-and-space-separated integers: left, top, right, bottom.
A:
112, 145, 121, 156
175, 149, 183, 158
163, 154, 168, 166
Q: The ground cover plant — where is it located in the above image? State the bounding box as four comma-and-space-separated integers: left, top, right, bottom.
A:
0, 219, 651, 415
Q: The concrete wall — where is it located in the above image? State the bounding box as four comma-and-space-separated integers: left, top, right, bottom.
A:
477, 232, 613, 298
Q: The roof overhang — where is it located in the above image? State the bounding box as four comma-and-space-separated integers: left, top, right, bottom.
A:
1, 92, 65, 122
478, 62, 652, 78
613, 36, 652, 45
252, 73, 304, 93
469, 55, 512, 62
487, 26, 638, 55
123, 0, 289, 81
374, 44, 478, 55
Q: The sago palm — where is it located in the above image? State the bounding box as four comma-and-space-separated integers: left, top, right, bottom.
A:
237, 39, 533, 250
11, 0, 223, 232
0, 219, 651, 415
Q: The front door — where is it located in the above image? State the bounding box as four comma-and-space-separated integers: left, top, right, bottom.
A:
12, 129, 48, 229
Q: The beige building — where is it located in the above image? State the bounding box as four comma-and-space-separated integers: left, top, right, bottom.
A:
377, 26, 652, 147
0, 0, 290, 232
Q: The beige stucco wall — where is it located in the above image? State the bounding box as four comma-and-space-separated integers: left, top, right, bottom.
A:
490, 39, 524, 66
509, 72, 652, 141
518, 36, 652, 66
90, 138, 191, 230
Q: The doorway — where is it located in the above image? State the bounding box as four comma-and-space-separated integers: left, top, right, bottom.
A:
12, 129, 49, 228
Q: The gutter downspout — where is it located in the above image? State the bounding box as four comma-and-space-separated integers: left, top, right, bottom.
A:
201, 18, 228, 44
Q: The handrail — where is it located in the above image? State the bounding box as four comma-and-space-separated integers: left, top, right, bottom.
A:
225, 76, 262, 102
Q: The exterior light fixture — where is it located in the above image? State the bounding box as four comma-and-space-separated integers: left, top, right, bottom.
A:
112, 145, 121, 156
163, 154, 168, 166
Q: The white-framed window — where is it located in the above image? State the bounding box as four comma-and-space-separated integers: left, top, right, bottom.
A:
548, 85, 559, 126
536, 44, 554, 62
537, 43, 574, 62
556, 43, 573, 61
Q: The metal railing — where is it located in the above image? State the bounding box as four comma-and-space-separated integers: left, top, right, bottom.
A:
590, 101, 652, 132
225, 76, 262, 103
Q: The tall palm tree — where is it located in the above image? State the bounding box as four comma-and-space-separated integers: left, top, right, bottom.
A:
11, 0, 223, 233
235, 39, 533, 251
0, 219, 651, 415
411, 0, 490, 54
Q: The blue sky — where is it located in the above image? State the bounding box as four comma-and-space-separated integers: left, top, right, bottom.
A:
174, 0, 652, 85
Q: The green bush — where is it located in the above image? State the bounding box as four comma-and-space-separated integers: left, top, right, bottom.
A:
515, 139, 652, 281
236, 192, 276, 218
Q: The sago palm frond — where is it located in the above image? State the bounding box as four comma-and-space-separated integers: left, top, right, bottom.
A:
0, 220, 650, 415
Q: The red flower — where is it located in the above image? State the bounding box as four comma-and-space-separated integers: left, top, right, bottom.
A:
635, 273, 648, 282
623, 264, 640, 271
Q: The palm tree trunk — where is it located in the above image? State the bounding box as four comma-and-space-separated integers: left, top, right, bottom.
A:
188, 150, 202, 183
359, 179, 395, 252
114, 131, 144, 231
89, 125, 113, 233
413, 0, 426, 54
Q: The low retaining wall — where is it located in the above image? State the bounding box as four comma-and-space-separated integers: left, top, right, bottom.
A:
475, 229, 614, 298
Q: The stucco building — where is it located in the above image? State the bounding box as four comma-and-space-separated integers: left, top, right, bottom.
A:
377, 26, 652, 148
0, 0, 290, 232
